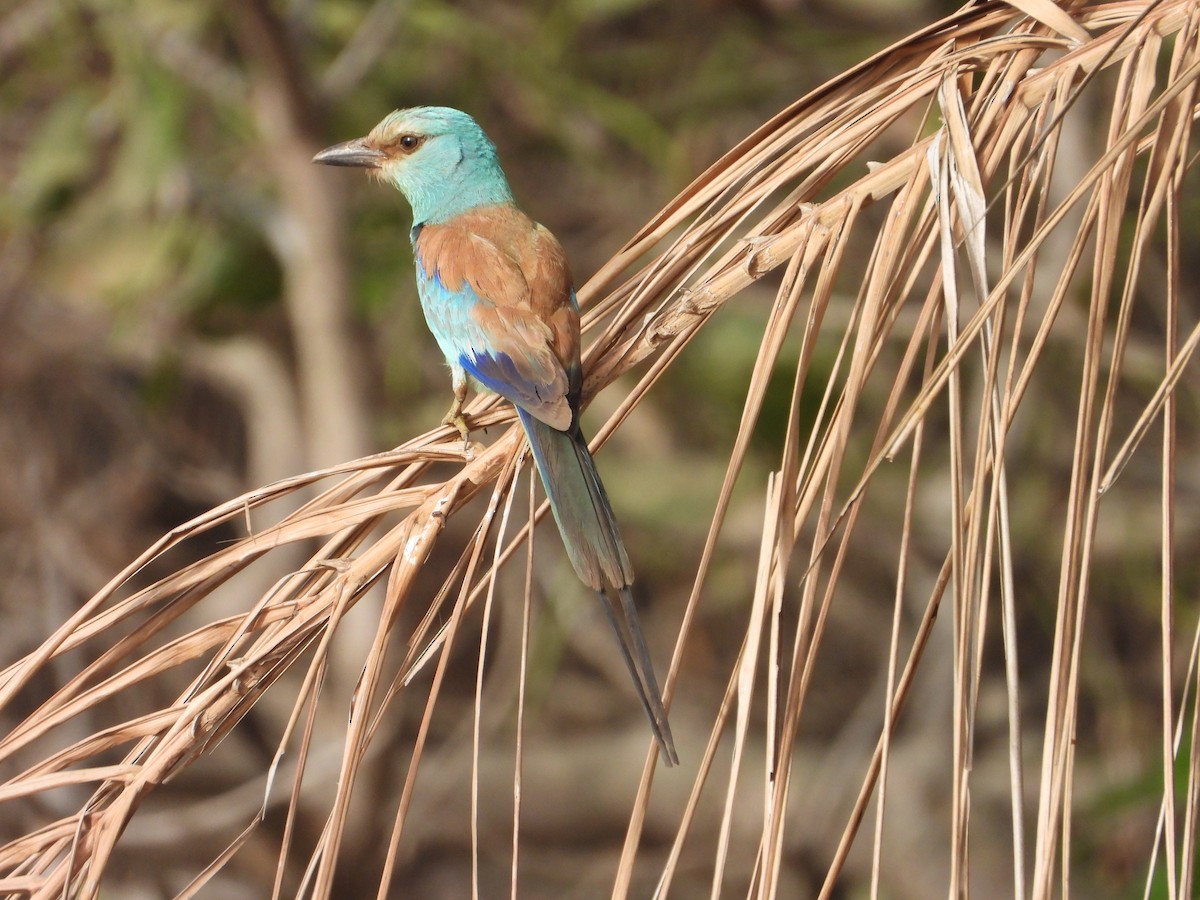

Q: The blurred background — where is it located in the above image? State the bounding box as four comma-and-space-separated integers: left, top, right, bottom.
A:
0, 0, 907, 632
2, 1, 1196, 898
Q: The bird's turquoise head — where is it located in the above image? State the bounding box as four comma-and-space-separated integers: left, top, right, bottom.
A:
313, 107, 514, 225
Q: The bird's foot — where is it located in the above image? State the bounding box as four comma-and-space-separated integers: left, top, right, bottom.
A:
441, 409, 471, 446
442, 381, 471, 449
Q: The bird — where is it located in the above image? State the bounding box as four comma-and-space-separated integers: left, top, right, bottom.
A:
313, 107, 677, 766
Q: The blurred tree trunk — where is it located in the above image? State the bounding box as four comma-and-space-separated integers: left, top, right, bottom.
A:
228, 0, 369, 469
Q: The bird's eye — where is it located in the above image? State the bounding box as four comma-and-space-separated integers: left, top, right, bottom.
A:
397, 134, 423, 152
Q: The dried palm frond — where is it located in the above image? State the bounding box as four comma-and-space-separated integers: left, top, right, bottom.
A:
3, 1, 1200, 897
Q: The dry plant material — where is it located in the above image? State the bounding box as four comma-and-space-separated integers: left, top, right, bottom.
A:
3, 1, 1200, 898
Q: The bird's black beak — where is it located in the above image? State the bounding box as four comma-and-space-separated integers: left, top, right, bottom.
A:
312, 138, 387, 168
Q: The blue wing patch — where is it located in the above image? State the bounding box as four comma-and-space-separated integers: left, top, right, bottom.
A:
460, 351, 526, 400
460, 350, 569, 423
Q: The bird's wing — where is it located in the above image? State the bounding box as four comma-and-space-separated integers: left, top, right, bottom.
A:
415, 207, 580, 430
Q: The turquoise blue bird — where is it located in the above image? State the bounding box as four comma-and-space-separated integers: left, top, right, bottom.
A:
314, 107, 677, 765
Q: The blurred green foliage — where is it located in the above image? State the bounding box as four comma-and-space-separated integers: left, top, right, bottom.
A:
3, 0, 892, 357
3, 0, 915, 516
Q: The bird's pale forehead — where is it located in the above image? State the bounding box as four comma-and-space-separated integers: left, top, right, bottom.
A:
369, 107, 477, 141
369, 111, 419, 141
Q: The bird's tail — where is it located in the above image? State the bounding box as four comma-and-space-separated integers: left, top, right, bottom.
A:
517, 409, 678, 766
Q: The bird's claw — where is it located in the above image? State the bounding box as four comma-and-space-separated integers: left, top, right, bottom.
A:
442, 382, 471, 449
442, 409, 471, 447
